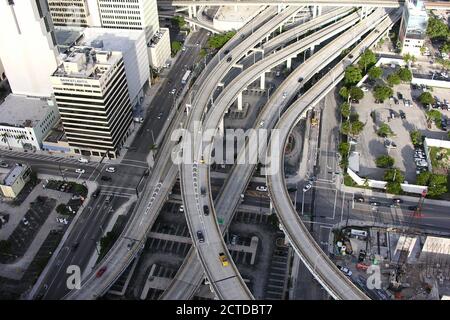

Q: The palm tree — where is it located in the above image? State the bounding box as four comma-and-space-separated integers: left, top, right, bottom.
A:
1, 132, 11, 150
16, 133, 27, 149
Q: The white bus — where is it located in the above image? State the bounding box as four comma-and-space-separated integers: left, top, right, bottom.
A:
350, 229, 368, 238
181, 70, 191, 85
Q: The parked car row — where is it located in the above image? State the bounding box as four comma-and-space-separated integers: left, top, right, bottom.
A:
414, 147, 428, 175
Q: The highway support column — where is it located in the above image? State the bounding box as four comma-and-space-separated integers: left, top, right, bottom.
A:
260, 72, 266, 90
218, 117, 224, 136
237, 92, 243, 111
286, 57, 292, 70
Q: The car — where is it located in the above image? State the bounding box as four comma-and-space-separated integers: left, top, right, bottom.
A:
256, 185, 268, 192
179, 205, 184, 212
78, 157, 89, 163
219, 252, 229, 266
302, 183, 312, 192
339, 266, 353, 277
282, 92, 287, 99
399, 111, 406, 119
72, 242, 80, 251
226, 56, 232, 62
157, 112, 163, 119
224, 49, 230, 54
93, 189, 101, 198
355, 196, 365, 202
201, 187, 206, 196
259, 121, 265, 127
127, 242, 133, 251
203, 205, 209, 216
105, 167, 115, 173
200, 156, 205, 164
358, 250, 367, 262
182, 46, 186, 51
0, 161, 8, 168
105, 195, 111, 203
197, 230, 205, 243
196, 42, 200, 46
101, 175, 112, 182
397, 92, 403, 100
392, 198, 403, 204
230, 234, 238, 245
393, 97, 399, 105
96, 266, 107, 278
275, 71, 281, 77
75, 169, 85, 174
170, 88, 176, 95
370, 201, 380, 206
298, 77, 304, 83
389, 109, 396, 118
441, 119, 448, 131
22, 218, 29, 226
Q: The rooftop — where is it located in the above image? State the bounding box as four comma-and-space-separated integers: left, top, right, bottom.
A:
52, 46, 121, 80
0, 94, 53, 128
2, 164, 28, 186
149, 28, 168, 48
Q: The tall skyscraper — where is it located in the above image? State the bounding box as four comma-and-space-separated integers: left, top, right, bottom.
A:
48, 0, 102, 27
0, 0, 59, 97
399, 0, 429, 56
50, 47, 132, 158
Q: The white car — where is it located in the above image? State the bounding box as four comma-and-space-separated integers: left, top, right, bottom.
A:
302, 183, 312, 192
361, 86, 369, 92
170, 88, 176, 95
179, 205, 184, 212
78, 157, 89, 163
22, 218, 29, 226
259, 121, 265, 127
182, 46, 186, 51
105, 167, 116, 173
256, 185, 268, 192
282, 91, 287, 99
75, 169, 85, 174
340, 266, 353, 277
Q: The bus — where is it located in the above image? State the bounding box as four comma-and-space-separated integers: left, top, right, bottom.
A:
181, 70, 191, 85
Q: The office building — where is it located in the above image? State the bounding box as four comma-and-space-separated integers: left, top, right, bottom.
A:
0, 0, 59, 97
51, 47, 132, 159
76, 27, 150, 107
399, 0, 429, 56
0, 164, 32, 199
0, 94, 59, 151
48, 0, 102, 27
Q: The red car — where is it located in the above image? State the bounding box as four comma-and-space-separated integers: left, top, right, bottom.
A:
96, 266, 107, 278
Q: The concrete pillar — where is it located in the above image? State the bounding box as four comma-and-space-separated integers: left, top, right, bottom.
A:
188, 6, 193, 19
310, 45, 315, 54
237, 92, 243, 111
286, 57, 292, 70
218, 117, 224, 136
260, 73, 265, 90
317, 6, 322, 16
235, 5, 238, 12
312, 5, 317, 18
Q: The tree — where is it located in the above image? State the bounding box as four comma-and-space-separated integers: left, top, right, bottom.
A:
384, 168, 404, 183
373, 85, 393, 102
344, 66, 362, 86
386, 181, 403, 194
377, 123, 394, 137
368, 66, 383, 80
171, 41, 183, 56
207, 31, 235, 49
402, 53, 417, 67
427, 109, 443, 124
419, 91, 435, 106
397, 68, 412, 82
342, 119, 365, 137
338, 142, 350, 158
358, 49, 377, 72
376, 155, 395, 168
339, 87, 349, 100
340, 102, 351, 118
436, 58, 450, 70
349, 86, 364, 101
171, 16, 186, 29
427, 174, 448, 197
442, 42, 450, 54
416, 171, 431, 186
410, 130, 423, 147
199, 48, 207, 57
387, 73, 401, 86
426, 17, 449, 40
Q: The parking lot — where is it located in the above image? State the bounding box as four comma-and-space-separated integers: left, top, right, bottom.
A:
356, 79, 450, 183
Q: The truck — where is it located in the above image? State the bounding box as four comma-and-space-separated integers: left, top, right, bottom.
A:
181, 70, 191, 85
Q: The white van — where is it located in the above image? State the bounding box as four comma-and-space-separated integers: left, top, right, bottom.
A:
78, 157, 89, 163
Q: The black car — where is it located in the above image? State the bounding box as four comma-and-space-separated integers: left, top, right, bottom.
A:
408, 206, 418, 211
298, 77, 304, 83
201, 187, 206, 196
392, 198, 403, 204
101, 176, 112, 182
358, 250, 367, 262
197, 230, 205, 243
224, 49, 230, 54
397, 92, 403, 100
72, 242, 80, 251
226, 56, 232, 62
399, 111, 406, 119
93, 189, 101, 198
441, 119, 448, 131
203, 205, 209, 216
